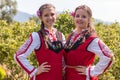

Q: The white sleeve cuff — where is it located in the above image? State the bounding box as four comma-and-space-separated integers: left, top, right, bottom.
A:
86, 66, 95, 77
30, 68, 38, 78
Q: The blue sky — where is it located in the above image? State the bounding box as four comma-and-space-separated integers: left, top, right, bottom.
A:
16, 0, 120, 23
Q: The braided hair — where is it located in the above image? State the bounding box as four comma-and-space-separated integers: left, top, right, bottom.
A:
37, 4, 56, 48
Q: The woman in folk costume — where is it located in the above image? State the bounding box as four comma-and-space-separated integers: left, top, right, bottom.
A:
14, 3, 65, 80
63, 5, 114, 80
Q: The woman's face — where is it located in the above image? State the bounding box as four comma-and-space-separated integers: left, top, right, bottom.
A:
40, 7, 56, 28
74, 9, 90, 30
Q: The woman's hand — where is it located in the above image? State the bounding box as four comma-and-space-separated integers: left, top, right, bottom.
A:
36, 62, 51, 75
75, 65, 86, 75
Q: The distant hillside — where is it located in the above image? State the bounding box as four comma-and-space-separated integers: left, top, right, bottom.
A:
13, 11, 111, 24
13, 11, 33, 22
94, 18, 112, 25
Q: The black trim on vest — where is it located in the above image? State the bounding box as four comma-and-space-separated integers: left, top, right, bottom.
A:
47, 31, 63, 53
64, 33, 92, 53
36, 30, 63, 53
47, 41, 63, 53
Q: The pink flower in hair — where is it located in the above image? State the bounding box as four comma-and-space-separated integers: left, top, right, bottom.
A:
37, 10, 41, 16
70, 11, 75, 17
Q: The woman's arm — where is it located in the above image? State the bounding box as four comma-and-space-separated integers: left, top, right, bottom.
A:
86, 38, 115, 77
14, 32, 40, 78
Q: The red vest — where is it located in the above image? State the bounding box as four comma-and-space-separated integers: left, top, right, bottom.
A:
64, 34, 98, 80
34, 32, 63, 80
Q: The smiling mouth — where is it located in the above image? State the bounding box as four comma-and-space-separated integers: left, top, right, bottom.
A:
77, 22, 83, 25
48, 21, 54, 24
76, 20, 83, 24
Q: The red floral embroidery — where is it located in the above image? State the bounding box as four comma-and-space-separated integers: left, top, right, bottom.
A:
98, 40, 113, 58
16, 35, 33, 56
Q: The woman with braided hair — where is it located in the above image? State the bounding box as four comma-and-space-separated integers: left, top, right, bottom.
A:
63, 5, 114, 80
14, 3, 65, 80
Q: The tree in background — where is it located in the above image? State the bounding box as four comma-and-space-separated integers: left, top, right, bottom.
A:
55, 11, 75, 37
0, 66, 6, 80
0, 0, 17, 23
29, 15, 40, 24
0, 11, 120, 80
